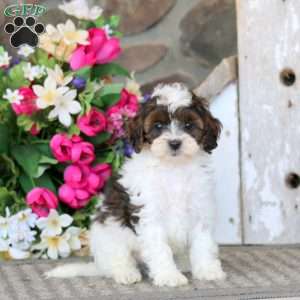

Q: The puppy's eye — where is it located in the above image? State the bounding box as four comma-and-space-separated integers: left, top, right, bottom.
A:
184, 122, 194, 130
154, 122, 163, 130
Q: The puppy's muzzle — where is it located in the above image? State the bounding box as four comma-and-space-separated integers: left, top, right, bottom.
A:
168, 140, 182, 151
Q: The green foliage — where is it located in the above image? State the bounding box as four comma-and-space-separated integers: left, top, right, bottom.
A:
109, 15, 120, 28
92, 63, 130, 79
75, 67, 91, 80
0, 124, 10, 154
32, 48, 56, 68
0, 187, 26, 216
11, 145, 41, 178
72, 196, 100, 228
6, 63, 30, 89
86, 132, 111, 145
92, 83, 123, 108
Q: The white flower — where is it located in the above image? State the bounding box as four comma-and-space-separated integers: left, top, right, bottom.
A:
23, 63, 46, 81
3, 88, 23, 104
59, 0, 103, 21
18, 45, 35, 57
34, 234, 71, 259
47, 65, 73, 86
43, 24, 62, 42
64, 227, 81, 251
0, 208, 11, 239
10, 209, 37, 230
33, 76, 69, 109
34, 65, 46, 79
0, 238, 30, 260
103, 24, 113, 37
37, 210, 73, 237
0, 51, 11, 67
57, 20, 89, 46
8, 224, 36, 251
48, 89, 81, 127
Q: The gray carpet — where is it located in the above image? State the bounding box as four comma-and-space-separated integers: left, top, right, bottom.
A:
1, 246, 300, 300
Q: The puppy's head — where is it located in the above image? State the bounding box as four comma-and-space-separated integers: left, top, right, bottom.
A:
126, 83, 221, 160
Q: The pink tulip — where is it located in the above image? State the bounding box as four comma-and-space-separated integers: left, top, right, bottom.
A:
64, 164, 104, 194
50, 134, 72, 162
26, 188, 58, 217
71, 141, 95, 165
70, 28, 121, 71
12, 87, 38, 116
70, 135, 83, 144
116, 89, 139, 116
77, 108, 107, 136
64, 164, 89, 189
59, 184, 91, 209
86, 171, 103, 194
107, 89, 139, 138
93, 163, 112, 183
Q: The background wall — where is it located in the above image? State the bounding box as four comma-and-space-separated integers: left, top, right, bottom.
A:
0, 0, 237, 93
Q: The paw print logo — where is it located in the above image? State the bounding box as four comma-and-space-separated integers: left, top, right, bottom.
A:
4, 16, 45, 48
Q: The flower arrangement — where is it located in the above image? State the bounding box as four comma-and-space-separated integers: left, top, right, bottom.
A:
0, 0, 141, 260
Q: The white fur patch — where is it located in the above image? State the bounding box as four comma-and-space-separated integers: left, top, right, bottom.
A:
152, 83, 192, 113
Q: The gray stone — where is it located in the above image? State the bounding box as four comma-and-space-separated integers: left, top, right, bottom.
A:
39, 8, 69, 27
116, 44, 168, 73
141, 72, 196, 95
97, 0, 176, 35
180, 0, 237, 68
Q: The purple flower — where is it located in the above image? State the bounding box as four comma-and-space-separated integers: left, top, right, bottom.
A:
10, 57, 20, 67
124, 141, 134, 157
72, 77, 86, 90
142, 93, 151, 103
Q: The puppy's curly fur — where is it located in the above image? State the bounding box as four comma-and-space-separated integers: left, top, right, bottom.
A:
46, 83, 226, 287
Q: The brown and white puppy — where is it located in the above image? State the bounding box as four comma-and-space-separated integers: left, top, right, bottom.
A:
46, 83, 225, 287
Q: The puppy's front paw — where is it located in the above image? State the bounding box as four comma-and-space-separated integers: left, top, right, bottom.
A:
193, 260, 226, 281
153, 270, 188, 287
113, 268, 142, 285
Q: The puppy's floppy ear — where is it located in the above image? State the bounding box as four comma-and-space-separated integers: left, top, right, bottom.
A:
126, 113, 144, 153
192, 94, 222, 154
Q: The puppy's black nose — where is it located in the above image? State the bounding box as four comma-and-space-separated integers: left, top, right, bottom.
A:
168, 140, 182, 151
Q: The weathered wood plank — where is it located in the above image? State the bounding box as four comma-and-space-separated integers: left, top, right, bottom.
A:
211, 83, 242, 244
237, 0, 300, 243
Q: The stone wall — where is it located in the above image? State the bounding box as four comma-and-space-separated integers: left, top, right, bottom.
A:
0, 0, 237, 93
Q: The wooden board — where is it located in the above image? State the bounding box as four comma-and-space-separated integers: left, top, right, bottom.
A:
211, 83, 242, 244
237, 0, 300, 243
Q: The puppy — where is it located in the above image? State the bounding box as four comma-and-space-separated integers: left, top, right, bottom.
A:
46, 83, 226, 287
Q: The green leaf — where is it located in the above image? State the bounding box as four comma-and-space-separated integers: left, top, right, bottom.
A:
68, 124, 80, 136
35, 173, 56, 192
33, 142, 52, 157
0, 124, 9, 154
0, 187, 26, 216
39, 156, 57, 165
19, 172, 56, 193
94, 16, 105, 28
92, 63, 130, 79
19, 173, 35, 193
75, 67, 91, 80
95, 151, 115, 164
17, 115, 34, 131
100, 83, 123, 96
33, 48, 56, 68
86, 132, 111, 145
11, 145, 41, 177
101, 93, 121, 107
109, 15, 120, 28
7, 64, 30, 89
